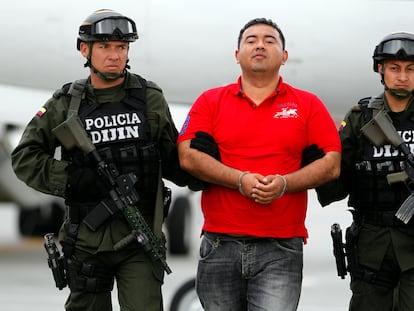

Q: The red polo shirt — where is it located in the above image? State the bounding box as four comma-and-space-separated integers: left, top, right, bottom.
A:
178, 77, 341, 239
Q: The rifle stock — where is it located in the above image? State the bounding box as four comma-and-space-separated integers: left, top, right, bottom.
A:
361, 110, 406, 149
52, 114, 95, 154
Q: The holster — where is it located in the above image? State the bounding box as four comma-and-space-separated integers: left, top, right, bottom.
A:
345, 221, 399, 288
345, 222, 360, 274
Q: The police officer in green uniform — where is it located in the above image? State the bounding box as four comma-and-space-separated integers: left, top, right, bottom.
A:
317, 32, 414, 311
11, 9, 202, 311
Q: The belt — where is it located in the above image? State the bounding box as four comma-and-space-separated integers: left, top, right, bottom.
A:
354, 210, 406, 227
203, 231, 270, 242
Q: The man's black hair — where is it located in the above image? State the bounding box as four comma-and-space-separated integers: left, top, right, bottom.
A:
237, 18, 285, 50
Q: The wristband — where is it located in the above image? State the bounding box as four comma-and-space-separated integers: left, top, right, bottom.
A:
275, 174, 287, 198
238, 171, 250, 196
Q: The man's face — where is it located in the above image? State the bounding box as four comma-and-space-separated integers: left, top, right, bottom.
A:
235, 24, 287, 73
380, 59, 414, 93
80, 41, 129, 75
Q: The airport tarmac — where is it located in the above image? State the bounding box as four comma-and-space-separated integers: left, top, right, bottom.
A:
0, 190, 353, 310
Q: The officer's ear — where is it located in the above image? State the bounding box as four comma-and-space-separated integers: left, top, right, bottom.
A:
378, 63, 384, 74
79, 42, 90, 58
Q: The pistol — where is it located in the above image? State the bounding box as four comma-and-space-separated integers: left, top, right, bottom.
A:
331, 223, 347, 279
44, 233, 67, 290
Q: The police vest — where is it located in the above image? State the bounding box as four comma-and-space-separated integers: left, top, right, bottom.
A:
61, 76, 160, 218
349, 97, 412, 211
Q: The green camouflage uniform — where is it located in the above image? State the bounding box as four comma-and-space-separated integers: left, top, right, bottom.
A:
11, 72, 201, 311
318, 94, 414, 311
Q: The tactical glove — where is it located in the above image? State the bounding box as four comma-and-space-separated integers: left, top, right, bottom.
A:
65, 165, 108, 203
301, 144, 325, 167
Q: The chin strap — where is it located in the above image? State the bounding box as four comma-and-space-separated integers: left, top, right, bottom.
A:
380, 67, 413, 100
84, 59, 130, 82
384, 83, 413, 100
83, 42, 130, 82
91, 64, 126, 82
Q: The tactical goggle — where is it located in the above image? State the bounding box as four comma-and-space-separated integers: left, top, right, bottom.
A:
92, 18, 138, 39
378, 39, 414, 57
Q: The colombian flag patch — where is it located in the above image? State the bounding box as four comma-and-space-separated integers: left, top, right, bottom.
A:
36, 107, 46, 117
338, 120, 346, 131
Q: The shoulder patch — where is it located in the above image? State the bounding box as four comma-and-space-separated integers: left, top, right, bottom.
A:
338, 120, 347, 131
36, 106, 47, 118
146, 80, 163, 92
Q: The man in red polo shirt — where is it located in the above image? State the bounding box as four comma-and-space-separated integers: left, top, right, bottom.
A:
177, 18, 341, 311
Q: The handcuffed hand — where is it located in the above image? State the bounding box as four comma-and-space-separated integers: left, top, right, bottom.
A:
250, 174, 287, 204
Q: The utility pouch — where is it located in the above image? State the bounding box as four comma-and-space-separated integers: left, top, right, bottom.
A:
345, 222, 360, 274
140, 143, 160, 191
65, 258, 115, 293
82, 198, 119, 231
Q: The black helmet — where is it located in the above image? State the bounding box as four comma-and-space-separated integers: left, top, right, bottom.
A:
77, 9, 138, 50
373, 32, 414, 72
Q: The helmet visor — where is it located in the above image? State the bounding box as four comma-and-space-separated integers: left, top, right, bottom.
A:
379, 40, 414, 57
93, 18, 136, 36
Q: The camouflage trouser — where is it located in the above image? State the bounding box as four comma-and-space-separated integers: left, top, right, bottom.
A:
349, 243, 414, 311
64, 247, 164, 311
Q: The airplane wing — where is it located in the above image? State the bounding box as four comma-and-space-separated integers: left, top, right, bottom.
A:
0, 84, 53, 125
0, 83, 57, 206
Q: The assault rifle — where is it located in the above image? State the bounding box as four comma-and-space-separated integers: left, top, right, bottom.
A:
44, 233, 67, 289
331, 223, 347, 279
52, 114, 172, 274
361, 109, 414, 223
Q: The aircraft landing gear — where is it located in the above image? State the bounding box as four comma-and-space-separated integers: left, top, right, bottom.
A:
169, 278, 202, 311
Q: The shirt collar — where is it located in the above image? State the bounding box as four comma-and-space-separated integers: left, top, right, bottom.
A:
123, 71, 144, 89
371, 93, 414, 112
